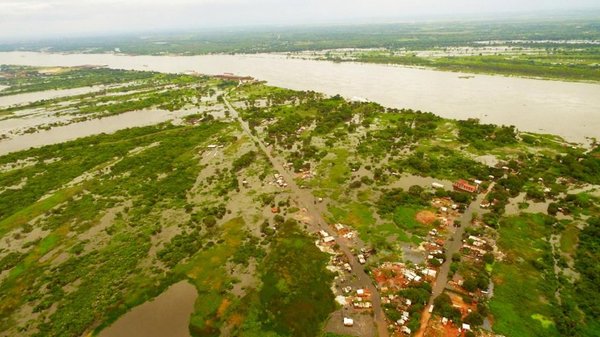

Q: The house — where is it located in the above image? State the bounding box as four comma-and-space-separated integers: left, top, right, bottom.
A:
422, 268, 437, 277
462, 323, 471, 331
343, 317, 354, 327
453, 179, 478, 193
322, 236, 335, 244
358, 254, 366, 264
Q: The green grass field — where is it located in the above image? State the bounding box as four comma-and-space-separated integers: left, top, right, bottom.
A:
490, 214, 561, 337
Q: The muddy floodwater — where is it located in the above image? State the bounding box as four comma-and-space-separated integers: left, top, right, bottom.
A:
0, 86, 108, 108
98, 281, 198, 337
0, 52, 599, 144
0, 109, 193, 156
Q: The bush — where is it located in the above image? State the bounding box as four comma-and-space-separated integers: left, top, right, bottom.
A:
349, 180, 362, 188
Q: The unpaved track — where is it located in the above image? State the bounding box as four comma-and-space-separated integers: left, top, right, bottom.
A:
415, 183, 495, 337
224, 95, 389, 337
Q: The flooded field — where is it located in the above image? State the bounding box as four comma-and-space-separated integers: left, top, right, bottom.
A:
391, 174, 454, 192
505, 192, 551, 215
0, 109, 193, 155
0, 86, 107, 108
0, 52, 599, 143
98, 281, 198, 337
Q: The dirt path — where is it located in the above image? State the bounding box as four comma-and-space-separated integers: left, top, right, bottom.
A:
415, 183, 495, 337
223, 95, 389, 337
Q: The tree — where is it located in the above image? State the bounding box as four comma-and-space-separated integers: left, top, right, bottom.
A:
548, 202, 559, 216
483, 252, 495, 265
433, 293, 461, 322
203, 216, 217, 227
408, 185, 424, 196
463, 312, 484, 326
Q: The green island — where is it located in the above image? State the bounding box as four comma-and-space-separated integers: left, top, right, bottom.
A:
0, 65, 598, 337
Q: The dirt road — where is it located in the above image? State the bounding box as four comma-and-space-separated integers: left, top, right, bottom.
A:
415, 183, 495, 337
224, 96, 389, 337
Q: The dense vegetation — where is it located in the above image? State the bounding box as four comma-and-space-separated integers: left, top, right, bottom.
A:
2, 18, 599, 55
353, 48, 600, 82
237, 219, 335, 337
0, 65, 157, 96
571, 216, 600, 335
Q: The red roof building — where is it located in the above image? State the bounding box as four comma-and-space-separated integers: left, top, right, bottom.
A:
453, 179, 478, 193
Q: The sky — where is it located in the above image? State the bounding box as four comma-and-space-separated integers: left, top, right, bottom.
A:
0, 0, 599, 41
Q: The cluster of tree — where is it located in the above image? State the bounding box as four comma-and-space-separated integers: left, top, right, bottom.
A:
555, 151, 600, 185
157, 229, 204, 267
0, 66, 158, 96
397, 282, 432, 332
312, 96, 354, 135
376, 186, 432, 215
266, 112, 311, 148
231, 235, 266, 267
433, 293, 462, 322
232, 150, 257, 172
457, 119, 517, 149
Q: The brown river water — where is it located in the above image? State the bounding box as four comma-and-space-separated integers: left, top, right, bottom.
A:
97, 281, 198, 337
0, 52, 599, 144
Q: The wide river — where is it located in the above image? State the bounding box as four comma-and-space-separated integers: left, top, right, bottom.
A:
0, 51, 599, 143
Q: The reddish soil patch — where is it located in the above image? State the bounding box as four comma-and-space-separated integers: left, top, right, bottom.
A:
216, 299, 231, 318
448, 292, 476, 316
228, 313, 244, 327
416, 211, 437, 225
423, 315, 461, 337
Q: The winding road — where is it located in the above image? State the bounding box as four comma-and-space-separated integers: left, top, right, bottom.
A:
224, 95, 389, 337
